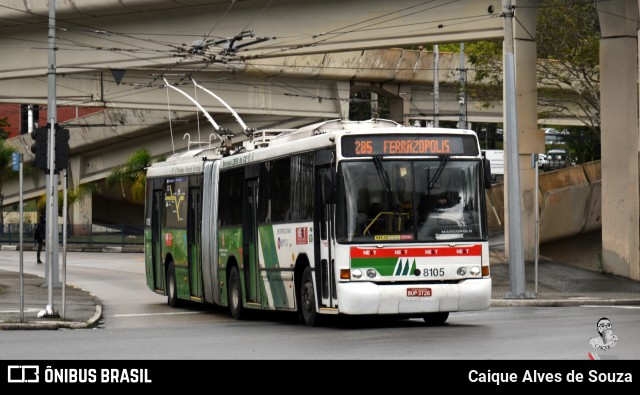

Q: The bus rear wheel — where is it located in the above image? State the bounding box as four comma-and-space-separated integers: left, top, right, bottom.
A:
228, 266, 244, 320
300, 266, 319, 327
422, 312, 449, 325
167, 261, 180, 307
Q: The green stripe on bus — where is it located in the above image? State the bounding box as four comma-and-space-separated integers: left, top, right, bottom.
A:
258, 226, 288, 308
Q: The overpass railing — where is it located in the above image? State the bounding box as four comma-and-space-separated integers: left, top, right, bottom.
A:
0, 223, 143, 247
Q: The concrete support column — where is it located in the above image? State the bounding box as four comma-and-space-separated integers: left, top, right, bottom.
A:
334, 81, 351, 120
598, 0, 639, 279
382, 83, 407, 125
504, 1, 542, 261
68, 155, 92, 235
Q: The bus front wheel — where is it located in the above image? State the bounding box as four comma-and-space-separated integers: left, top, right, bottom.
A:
300, 266, 319, 327
422, 312, 449, 325
167, 262, 180, 307
228, 266, 244, 320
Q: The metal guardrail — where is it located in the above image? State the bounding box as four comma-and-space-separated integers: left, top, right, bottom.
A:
0, 223, 143, 246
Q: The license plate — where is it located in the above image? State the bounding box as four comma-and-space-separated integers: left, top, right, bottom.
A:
406, 288, 432, 297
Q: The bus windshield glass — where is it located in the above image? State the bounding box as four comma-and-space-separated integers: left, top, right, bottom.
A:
337, 159, 485, 243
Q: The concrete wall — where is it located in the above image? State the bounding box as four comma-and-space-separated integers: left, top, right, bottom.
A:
487, 160, 610, 275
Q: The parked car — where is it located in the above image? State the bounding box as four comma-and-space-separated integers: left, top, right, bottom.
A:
544, 128, 568, 145
543, 149, 567, 171
537, 153, 546, 168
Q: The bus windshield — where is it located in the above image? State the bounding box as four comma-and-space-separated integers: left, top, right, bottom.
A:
337, 159, 485, 243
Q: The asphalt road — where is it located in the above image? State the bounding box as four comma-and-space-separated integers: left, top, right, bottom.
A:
1, 251, 639, 360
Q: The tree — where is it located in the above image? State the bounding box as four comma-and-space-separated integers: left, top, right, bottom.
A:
105, 148, 156, 204
35, 182, 98, 216
465, 0, 601, 162
0, 131, 18, 235
0, 117, 43, 234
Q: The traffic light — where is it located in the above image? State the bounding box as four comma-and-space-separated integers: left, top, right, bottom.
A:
55, 124, 70, 171
30, 125, 49, 171
29, 123, 70, 172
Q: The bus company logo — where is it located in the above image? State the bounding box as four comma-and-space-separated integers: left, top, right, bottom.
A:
394, 259, 417, 276
7, 365, 40, 383
296, 227, 308, 245
164, 232, 173, 247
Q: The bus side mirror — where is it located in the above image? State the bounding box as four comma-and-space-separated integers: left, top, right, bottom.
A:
483, 159, 492, 188
322, 171, 336, 204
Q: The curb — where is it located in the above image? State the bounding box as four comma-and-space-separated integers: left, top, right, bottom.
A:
491, 298, 640, 307
0, 244, 144, 253
0, 304, 102, 331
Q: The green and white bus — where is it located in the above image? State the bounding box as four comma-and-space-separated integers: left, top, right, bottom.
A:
144, 119, 493, 326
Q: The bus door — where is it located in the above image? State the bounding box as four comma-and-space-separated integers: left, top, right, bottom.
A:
242, 165, 261, 304
315, 153, 337, 309
188, 185, 203, 299
152, 188, 165, 292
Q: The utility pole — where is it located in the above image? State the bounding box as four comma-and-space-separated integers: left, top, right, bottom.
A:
433, 44, 439, 127
457, 43, 467, 129
44, 0, 60, 316
502, 0, 529, 298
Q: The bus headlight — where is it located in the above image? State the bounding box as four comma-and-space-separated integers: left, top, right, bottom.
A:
352, 269, 363, 279
366, 269, 377, 278
457, 267, 467, 276
469, 266, 481, 276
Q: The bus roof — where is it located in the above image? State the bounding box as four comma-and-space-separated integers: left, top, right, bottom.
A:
146, 147, 221, 178
147, 119, 481, 175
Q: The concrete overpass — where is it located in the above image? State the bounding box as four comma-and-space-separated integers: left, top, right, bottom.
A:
0, 0, 638, 281
1, 47, 584, 225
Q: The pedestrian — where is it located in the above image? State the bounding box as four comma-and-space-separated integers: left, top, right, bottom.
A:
34, 212, 45, 264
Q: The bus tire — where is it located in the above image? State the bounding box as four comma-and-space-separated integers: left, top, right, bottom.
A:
300, 266, 319, 326
228, 266, 244, 320
167, 261, 180, 307
422, 312, 449, 325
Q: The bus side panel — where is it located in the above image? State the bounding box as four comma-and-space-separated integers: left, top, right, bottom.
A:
144, 179, 154, 291
257, 224, 293, 309
145, 179, 164, 293
218, 226, 242, 306
144, 227, 154, 291
162, 229, 190, 299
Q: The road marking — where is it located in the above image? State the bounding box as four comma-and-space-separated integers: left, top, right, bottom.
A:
0, 308, 41, 314
580, 305, 640, 309
111, 311, 206, 317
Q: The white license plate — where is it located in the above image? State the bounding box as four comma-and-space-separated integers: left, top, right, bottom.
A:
406, 288, 432, 297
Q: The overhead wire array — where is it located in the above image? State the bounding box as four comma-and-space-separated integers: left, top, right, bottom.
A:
0, 0, 630, 110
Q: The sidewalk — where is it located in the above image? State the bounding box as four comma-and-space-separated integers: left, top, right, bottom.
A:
0, 270, 101, 330
1, 236, 639, 330
488, 232, 640, 306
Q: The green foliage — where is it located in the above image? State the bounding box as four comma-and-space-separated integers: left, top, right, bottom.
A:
465, 1, 601, 163
0, 117, 10, 140
105, 148, 161, 204
559, 126, 601, 165
35, 182, 98, 215
0, 139, 18, 190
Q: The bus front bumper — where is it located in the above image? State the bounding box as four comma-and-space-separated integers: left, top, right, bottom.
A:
335, 278, 491, 315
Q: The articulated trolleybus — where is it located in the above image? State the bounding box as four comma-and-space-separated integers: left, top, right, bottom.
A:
144, 119, 492, 326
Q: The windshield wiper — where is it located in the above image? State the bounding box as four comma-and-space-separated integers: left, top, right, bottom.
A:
373, 155, 395, 211
427, 154, 450, 191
